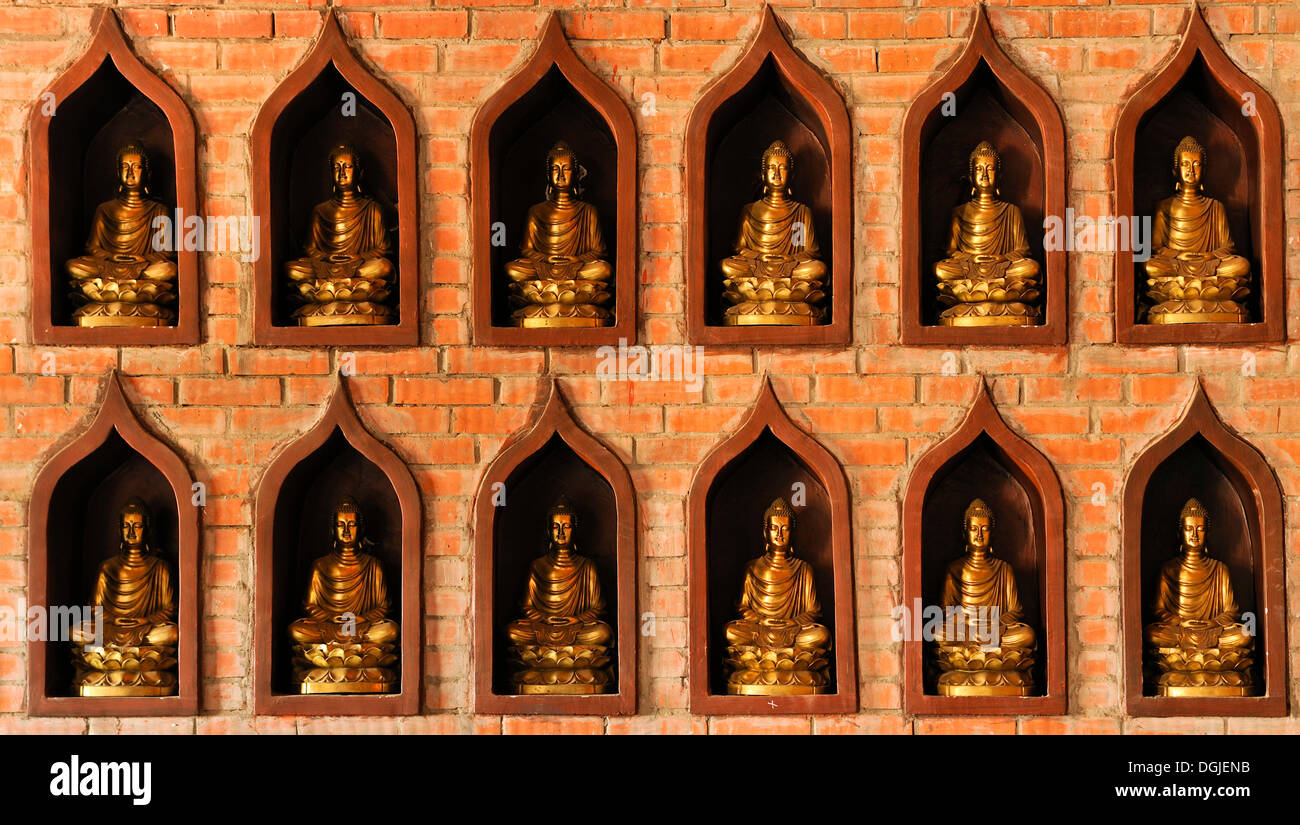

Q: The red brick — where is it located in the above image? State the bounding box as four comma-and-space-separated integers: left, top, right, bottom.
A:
174, 10, 273, 39
379, 10, 468, 38
180, 378, 281, 406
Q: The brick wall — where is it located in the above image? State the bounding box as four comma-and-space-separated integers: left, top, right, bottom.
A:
1, 0, 1299, 734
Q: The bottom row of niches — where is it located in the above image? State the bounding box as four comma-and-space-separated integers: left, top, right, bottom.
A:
26, 373, 1286, 719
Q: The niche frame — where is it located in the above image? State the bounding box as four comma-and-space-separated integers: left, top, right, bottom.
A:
900, 5, 1067, 346
28, 8, 199, 346
28, 372, 199, 716
684, 7, 852, 346
1113, 5, 1284, 345
250, 9, 419, 347
472, 380, 637, 715
469, 14, 638, 347
901, 381, 1066, 715
1121, 383, 1286, 717
687, 378, 856, 714
253, 376, 421, 716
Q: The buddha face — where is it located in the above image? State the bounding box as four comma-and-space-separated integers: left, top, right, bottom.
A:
1175, 148, 1204, 188
118, 151, 145, 193
971, 154, 998, 195
766, 514, 791, 550
1181, 514, 1207, 551
331, 151, 358, 192
334, 509, 360, 549
548, 150, 575, 195
763, 153, 790, 194
966, 514, 991, 550
120, 510, 146, 550
549, 512, 574, 547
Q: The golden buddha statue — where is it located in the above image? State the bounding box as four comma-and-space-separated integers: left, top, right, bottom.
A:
723, 497, 831, 695
720, 140, 827, 326
1144, 498, 1254, 696
70, 499, 178, 696
1143, 136, 1251, 324
934, 141, 1041, 326
65, 142, 178, 327
289, 496, 399, 693
931, 499, 1036, 696
505, 142, 613, 328
285, 144, 395, 326
506, 497, 613, 694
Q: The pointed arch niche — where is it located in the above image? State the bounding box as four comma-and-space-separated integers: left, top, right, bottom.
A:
253, 377, 421, 715
473, 381, 636, 715
28, 373, 199, 716
250, 10, 418, 346
900, 6, 1066, 346
469, 15, 637, 347
685, 7, 852, 346
687, 379, 856, 714
28, 9, 199, 345
1122, 385, 1286, 717
902, 382, 1066, 715
1113, 6, 1284, 345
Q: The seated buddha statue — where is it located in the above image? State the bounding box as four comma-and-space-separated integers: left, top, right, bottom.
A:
285, 144, 395, 326
65, 142, 178, 327
1144, 498, 1254, 696
70, 499, 179, 696
1143, 136, 1251, 324
934, 141, 1042, 327
720, 141, 827, 326
289, 496, 399, 693
505, 141, 613, 328
724, 497, 831, 695
506, 497, 614, 694
931, 498, 1037, 696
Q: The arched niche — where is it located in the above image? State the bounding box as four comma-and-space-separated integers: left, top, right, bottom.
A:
28, 372, 199, 716
900, 6, 1066, 346
1113, 6, 1284, 345
28, 9, 199, 346
469, 15, 637, 347
253, 377, 420, 715
250, 10, 418, 346
685, 7, 852, 346
473, 381, 637, 715
1122, 384, 1286, 716
687, 378, 855, 713
902, 381, 1066, 715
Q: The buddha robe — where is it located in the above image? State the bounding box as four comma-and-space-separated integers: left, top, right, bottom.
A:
290, 552, 398, 645
505, 200, 610, 282
287, 195, 393, 281
75, 554, 177, 647
1146, 195, 1250, 280
507, 551, 612, 647
725, 552, 830, 650
1145, 553, 1251, 649
935, 200, 1039, 281
66, 197, 176, 281
720, 199, 825, 280
937, 553, 1035, 649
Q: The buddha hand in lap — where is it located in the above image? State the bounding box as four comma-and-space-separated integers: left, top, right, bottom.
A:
720, 141, 827, 326
930, 499, 1037, 696
1144, 499, 1254, 697
65, 143, 178, 328
724, 498, 831, 695
505, 142, 613, 328
506, 498, 613, 694
934, 141, 1042, 327
285, 145, 396, 326
71, 499, 178, 696
289, 497, 399, 694
1143, 136, 1251, 325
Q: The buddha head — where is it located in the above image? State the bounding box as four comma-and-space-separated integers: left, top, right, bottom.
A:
328, 144, 362, 196
968, 141, 1000, 197
116, 142, 150, 197
1173, 136, 1205, 191
761, 140, 793, 196
763, 497, 795, 552
332, 496, 365, 552
119, 498, 152, 554
547, 496, 577, 550
963, 498, 994, 551
1180, 498, 1209, 552
545, 141, 582, 200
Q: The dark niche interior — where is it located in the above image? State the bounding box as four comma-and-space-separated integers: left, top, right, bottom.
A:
918, 434, 1045, 695
703, 428, 835, 696
488, 433, 619, 695
1138, 434, 1261, 695
268, 427, 403, 696
41, 430, 180, 698
1129, 55, 1257, 323
267, 63, 400, 327
702, 57, 832, 327
46, 59, 177, 327
917, 62, 1045, 327
485, 66, 618, 327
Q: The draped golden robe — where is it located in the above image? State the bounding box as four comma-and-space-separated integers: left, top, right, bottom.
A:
507, 550, 612, 646
725, 552, 830, 650
1146, 553, 1251, 649
722, 199, 825, 280
304, 196, 391, 260
292, 551, 398, 644
67, 197, 177, 282
508, 200, 610, 281
85, 554, 178, 647
937, 552, 1035, 649
1146, 195, 1250, 279
936, 200, 1039, 281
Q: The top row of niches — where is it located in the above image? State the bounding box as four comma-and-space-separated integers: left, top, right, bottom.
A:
28, 5, 1285, 349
